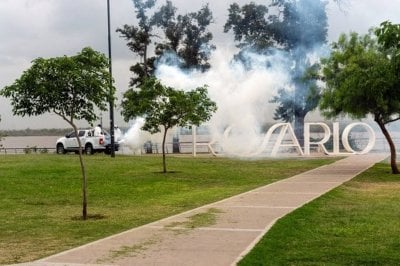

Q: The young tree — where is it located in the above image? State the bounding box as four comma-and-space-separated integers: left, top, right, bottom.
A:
320, 27, 400, 174
121, 77, 217, 173
224, 0, 328, 144
0, 47, 113, 218
0, 116, 3, 150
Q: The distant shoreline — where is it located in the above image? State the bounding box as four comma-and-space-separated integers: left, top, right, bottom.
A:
1, 136, 61, 149
0, 127, 129, 137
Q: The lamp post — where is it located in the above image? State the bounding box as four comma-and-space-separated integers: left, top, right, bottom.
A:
107, 0, 115, 157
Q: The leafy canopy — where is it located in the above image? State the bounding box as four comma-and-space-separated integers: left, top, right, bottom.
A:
320, 23, 400, 174
320, 31, 399, 122
153, 1, 215, 72
117, 0, 215, 89
121, 77, 217, 133
224, 0, 328, 52
1, 47, 112, 125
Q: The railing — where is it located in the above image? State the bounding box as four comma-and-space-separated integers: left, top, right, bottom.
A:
0, 147, 56, 154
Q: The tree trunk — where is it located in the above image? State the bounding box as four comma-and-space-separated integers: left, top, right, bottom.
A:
376, 118, 399, 174
162, 127, 168, 173
72, 124, 88, 219
294, 114, 305, 148
144, 45, 148, 77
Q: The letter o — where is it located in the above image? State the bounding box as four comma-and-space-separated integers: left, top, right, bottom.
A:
341, 123, 375, 154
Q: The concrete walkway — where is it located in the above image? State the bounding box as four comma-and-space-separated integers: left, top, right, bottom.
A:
22, 154, 387, 266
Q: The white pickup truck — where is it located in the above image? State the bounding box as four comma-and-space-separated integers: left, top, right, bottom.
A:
56, 129, 119, 155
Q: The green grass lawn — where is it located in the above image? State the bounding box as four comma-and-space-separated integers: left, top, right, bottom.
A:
0, 154, 336, 264
239, 162, 400, 266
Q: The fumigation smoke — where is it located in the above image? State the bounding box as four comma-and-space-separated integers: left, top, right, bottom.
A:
122, 48, 293, 156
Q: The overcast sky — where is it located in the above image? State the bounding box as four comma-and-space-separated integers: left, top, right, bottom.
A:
0, 0, 399, 130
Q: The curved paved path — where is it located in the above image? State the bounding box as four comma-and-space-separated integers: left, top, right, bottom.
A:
21, 154, 387, 266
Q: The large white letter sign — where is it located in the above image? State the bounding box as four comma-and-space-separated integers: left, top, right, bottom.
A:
304, 123, 331, 155
341, 122, 376, 154
270, 123, 304, 156
304, 122, 376, 155
209, 121, 376, 157
251, 123, 303, 156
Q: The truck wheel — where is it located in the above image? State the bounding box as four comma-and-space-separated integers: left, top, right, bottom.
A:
56, 144, 66, 154
85, 144, 94, 155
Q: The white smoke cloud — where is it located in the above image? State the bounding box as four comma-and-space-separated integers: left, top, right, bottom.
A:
121, 48, 291, 156
122, 117, 146, 152
153, 48, 291, 156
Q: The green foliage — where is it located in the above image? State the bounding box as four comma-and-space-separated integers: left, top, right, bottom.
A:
224, 0, 328, 53
320, 22, 400, 174
376, 21, 400, 51
270, 0, 328, 50
320, 31, 397, 121
0, 47, 112, 124
375, 21, 400, 97
121, 77, 216, 172
153, 2, 215, 72
121, 77, 217, 133
224, 2, 271, 51
118, 0, 215, 88
178, 4, 215, 71
270, 61, 322, 123
117, 0, 156, 87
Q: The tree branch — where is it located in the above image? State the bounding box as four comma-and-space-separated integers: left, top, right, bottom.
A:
385, 116, 400, 124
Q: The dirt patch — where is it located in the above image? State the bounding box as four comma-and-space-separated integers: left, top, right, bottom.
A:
165, 208, 224, 230
348, 182, 400, 193
96, 236, 160, 264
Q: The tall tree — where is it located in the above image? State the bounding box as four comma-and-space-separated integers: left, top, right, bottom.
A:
224, 2, 271, 52
178, 4, 215, 71
119, 1, 215, 151
320, 27, 400, 174
117, 0, 157, 87
152, 1, 215, 71
121, 77, 217, 173
0, 47, 113, 218
224, 0, 328, 144
152, 1, 183, 56
119, 0, 215, 88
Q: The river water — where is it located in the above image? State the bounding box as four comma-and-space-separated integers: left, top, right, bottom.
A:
1, 136, 61, 149
0, 136, 61, 153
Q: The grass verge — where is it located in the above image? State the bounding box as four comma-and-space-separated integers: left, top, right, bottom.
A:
239, 161, 400, 265
0, 154, 336, 264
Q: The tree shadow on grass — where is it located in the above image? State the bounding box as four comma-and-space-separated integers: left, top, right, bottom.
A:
153, 171, 182, 174
71, 214, 107, 221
